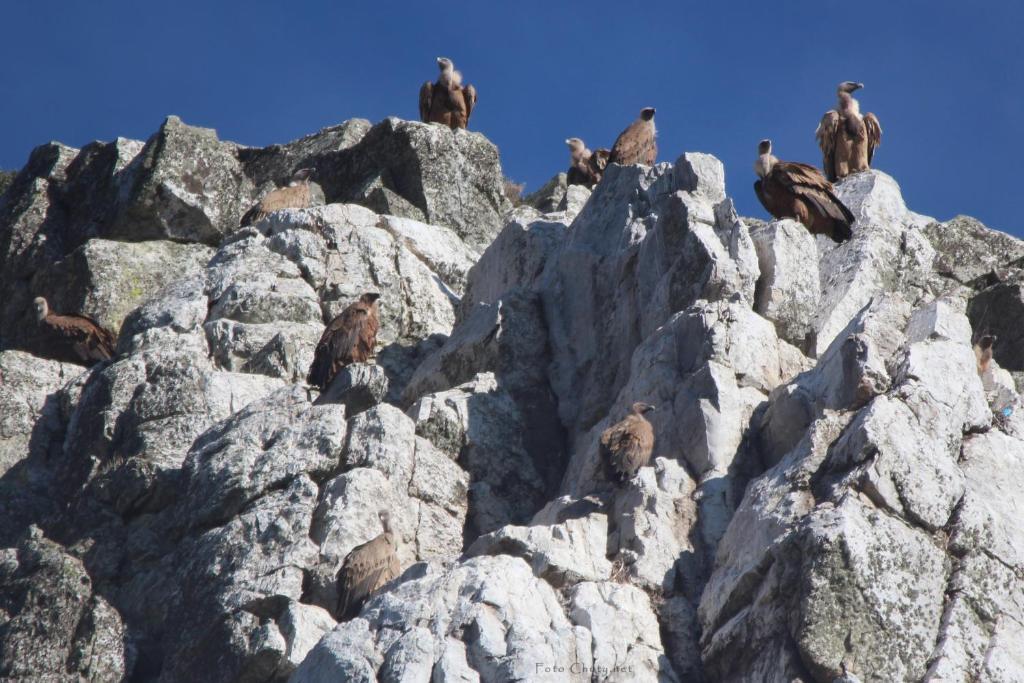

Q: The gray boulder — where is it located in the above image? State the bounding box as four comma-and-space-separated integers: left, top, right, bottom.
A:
750, 218, 821, 350
924, 214, 1024, 285
0, 528, 129, 681
292, 556, 592, 683
523, 172, 567, 213
110, 115, 258, 244
304, 118, 511, 251
33, 237, 212, 334
0, 352, 75, 546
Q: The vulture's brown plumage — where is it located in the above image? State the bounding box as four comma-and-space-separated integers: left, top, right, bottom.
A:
307, 293, 381, 390
815, 82, 882, 181
419, 57, 477, 130
600, 402, 656, 484
336, 511, 401, 620
754, 140, 855, 243
609, 107, 657, 166
32, 297, 117, 366
975, 334, 996, 375
565, 138, 609, 188
240, 168, 324, 226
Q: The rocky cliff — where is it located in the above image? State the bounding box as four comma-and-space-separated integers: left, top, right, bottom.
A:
0, 116, 1022, 683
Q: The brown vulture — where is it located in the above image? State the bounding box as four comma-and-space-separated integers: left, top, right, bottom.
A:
336, 511, 401, 620
565, 138, 609, 188
307, 292, 381, 391
609, 107, 657, 166
32, 297, 117, 366
600, 401, 656, 484
240, 167, 325, 226
419, 57, 477, 130
754, 140, 855, 243
975, 334, 995, 375
815, 81, 882, 181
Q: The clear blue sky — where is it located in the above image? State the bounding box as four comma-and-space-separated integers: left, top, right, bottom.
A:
1, 1, 1021, 234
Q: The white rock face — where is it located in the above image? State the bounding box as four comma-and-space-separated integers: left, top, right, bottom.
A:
750, 218, 821, 349
3, 119, 1024, 683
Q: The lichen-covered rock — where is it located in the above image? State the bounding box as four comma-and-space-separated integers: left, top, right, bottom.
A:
33, 237, 212, 334
181, 386, 346, 528
238, 119, 372, 191
466, 496, 612, 587
307, 118, 511, 251
523, 172, 567, 213
813, 170, 935, 356
0, 528, 129, 681
923, 215, 1024, 285
292, 556, 592, 683
408, 373, 551, 537
316, 362, 389, 415
4, 115, 1024, 683
110, 115, 258, 244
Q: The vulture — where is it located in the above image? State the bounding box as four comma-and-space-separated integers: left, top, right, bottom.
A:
600, 402, 656, 484
975, 334, 995, 375
816, 81, 882, 181
609, 107, 657, 166
240, 168, 325, 226
754, 140, 855, 243
307, 292, 381, 391
565, 138, 609, 188
32, 297, 117, 366
419, 57, 478, 130
336, 511, 401, 620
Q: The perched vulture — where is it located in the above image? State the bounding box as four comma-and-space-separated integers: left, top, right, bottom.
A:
336, 511, 401, 620
307, 292, 381, 390
600, 402, 656, 484
32, 297, 116, 366
754, 140, 855, 243
565, 138, 609, 188
240, 168, 325, 226
975, 334, 995, 375
609, 107, 657, 166
419, 57, 478, 130
815, 81, 882, 181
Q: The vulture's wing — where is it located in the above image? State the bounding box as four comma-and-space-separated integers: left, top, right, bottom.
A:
257, 185, 309, 216
308, 303, 367, 389
815, 110, 840, 182
419, 82, 433, 122
753, 179, 772, 216
329, 304, 371, 373
600, 416, 652, 481
337, 535, 400, 619
775, 162, 855, 233
863, 113, 882, 164
610, 122, 655, 166
462, 84, 477, 124
47, 314, 116, 363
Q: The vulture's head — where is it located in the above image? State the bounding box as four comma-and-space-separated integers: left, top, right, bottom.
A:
838, 81, 864, 94
978, 334, 996, 350
639, 107, 656, 121
436, 57, 453, 72
378, 510, 393, 532
291, 167, 315, 183
755, 139, 775, 177
565, 137, 586, 153
631, 401, 656, 415
360, 292, 382, 306
32, 297, 48, 322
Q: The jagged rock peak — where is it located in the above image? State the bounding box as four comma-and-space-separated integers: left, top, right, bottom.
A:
1, 118, 1023, 682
